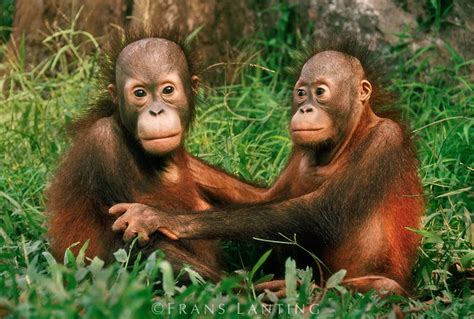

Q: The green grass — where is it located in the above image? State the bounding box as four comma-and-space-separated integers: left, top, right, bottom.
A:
0, 21, 473, 318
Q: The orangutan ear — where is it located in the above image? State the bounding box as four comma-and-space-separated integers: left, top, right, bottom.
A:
191, 75, 199, 95
108, 84, 118, 104
360, 80, 372, 103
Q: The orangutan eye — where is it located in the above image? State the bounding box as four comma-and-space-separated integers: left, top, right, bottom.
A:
162, 86, 174, 94
297, 89, 307, 97
316, 87, 325, 96
133, 89, 147, 97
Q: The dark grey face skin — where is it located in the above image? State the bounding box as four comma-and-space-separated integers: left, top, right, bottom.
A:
291, 50, 373, 150
108, 38, 198, 156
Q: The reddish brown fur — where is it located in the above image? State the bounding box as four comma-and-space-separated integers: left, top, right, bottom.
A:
107, 39, 425, 295
45, 27, 266, 280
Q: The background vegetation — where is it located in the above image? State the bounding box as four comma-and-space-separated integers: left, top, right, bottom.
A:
0, 3, 472, 318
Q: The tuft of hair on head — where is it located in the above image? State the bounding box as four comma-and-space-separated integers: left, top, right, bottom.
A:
99, 25, 202, 87
288, 36, 397, 115
70, 24, 203, 134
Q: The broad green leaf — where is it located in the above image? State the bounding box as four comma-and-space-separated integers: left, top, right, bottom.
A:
326, 269, 347, 289
113, 249, 128, 263
160, 260, 175, 297
285, 258, 297, 300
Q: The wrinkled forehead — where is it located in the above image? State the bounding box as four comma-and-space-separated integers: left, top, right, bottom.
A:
299, 50, 364, 82
116, 38, 188, 78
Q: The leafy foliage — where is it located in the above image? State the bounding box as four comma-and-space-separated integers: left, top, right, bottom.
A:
0, 0, 14, 43
0, 7, 472, 318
